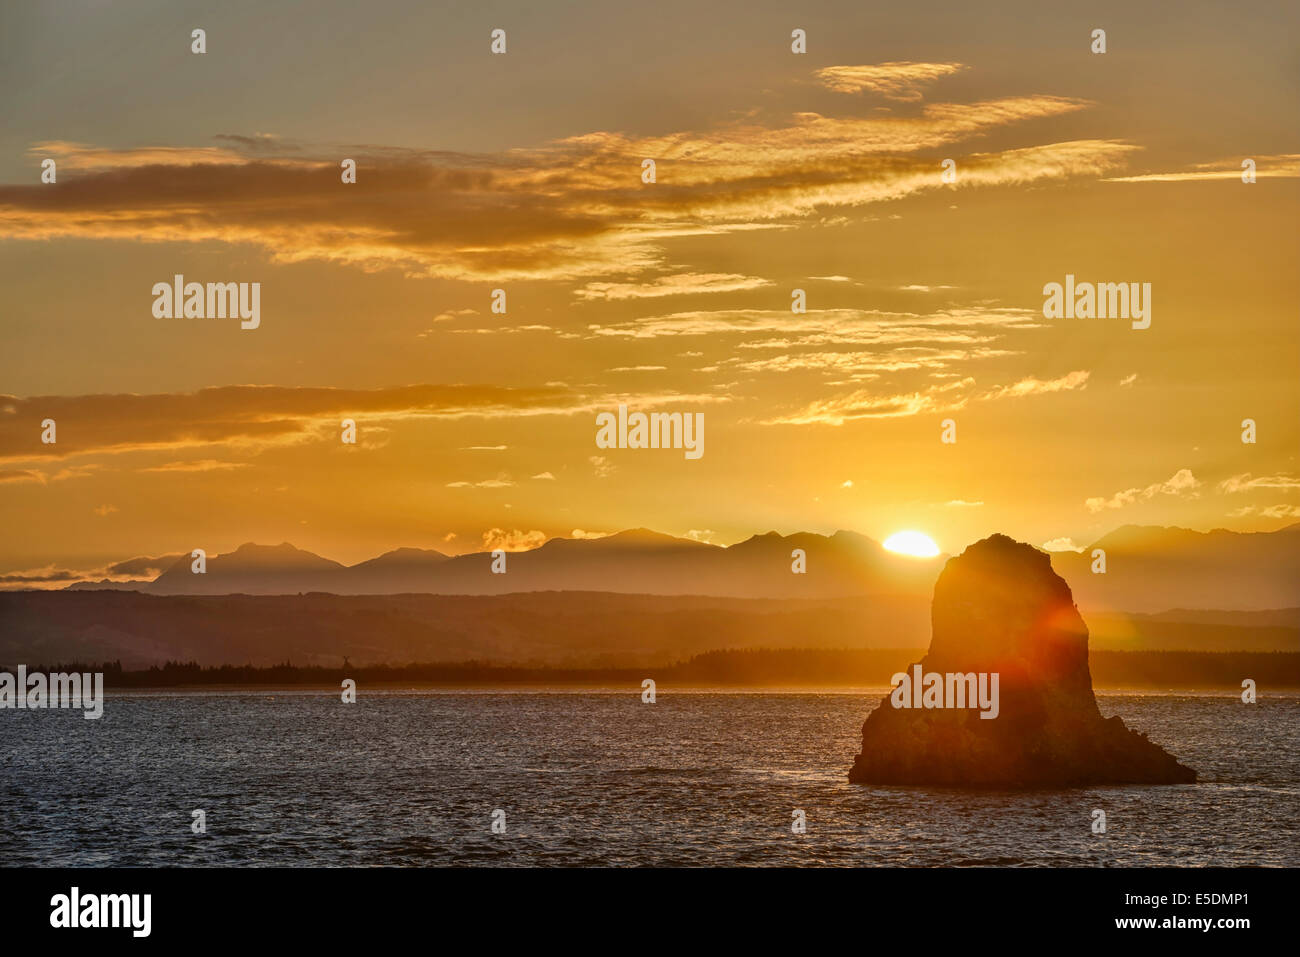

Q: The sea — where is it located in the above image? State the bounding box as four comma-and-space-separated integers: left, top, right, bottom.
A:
2, 690, 1295, 866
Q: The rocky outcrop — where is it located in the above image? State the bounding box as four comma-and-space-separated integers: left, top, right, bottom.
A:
849, 534, 1196, 786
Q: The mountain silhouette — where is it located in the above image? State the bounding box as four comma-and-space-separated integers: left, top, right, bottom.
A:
70, 528, 943, 599
57, 522, 1300, 613
147, 542, 348, 596
1052, 523, 1300, 612
849, 534, 1197, 786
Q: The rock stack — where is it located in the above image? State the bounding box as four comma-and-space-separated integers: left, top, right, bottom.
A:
849, 534, 1196, 786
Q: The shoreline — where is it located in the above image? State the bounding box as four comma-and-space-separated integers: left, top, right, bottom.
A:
95, 682, 1300, 694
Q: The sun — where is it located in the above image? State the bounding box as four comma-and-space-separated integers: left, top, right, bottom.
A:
883, 530, 941, 558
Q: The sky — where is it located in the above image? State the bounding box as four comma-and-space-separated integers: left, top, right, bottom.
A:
0, 0, 1297, 583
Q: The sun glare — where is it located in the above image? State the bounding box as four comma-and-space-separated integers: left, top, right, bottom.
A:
883, 530, 940, 558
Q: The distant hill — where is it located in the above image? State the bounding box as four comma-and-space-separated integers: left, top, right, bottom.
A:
1051, 523, 1300, 613
68, 528, 944, 600
51, 523, 1300, 614
1, 588, 1294, 671
0, 590, 932, 669
145, 542, 348, 595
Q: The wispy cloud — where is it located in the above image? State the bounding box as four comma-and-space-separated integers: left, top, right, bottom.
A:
575, 272, 772, 301
1218, 473, 1300, 494
1105, 154, 1300, 182
766, 377, 974, 424
587, 305, 1038, 341
979, 370, 1090, 400
768, 367, 1090, 425
1086, 468, 1200, 512
0, 74, 1130, 283
139, 459, 251, 473
447, 474, 515, 489
0, 552, 183, 590
1229, 504, 1300, 519
814, 63, 966, 100
0, 385, 730, 466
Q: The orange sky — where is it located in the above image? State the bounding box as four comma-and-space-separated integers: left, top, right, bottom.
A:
0, 0, 1297, 583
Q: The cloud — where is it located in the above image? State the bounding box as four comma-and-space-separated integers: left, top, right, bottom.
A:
531, 471, 556, 480
481, 528, 547, 552
575, 272, 772, 301
0, 464, 100, 484
587, 305, 1038, 342
139, 459, 251, 473
767, 377, 975, 424
92, 504, 118, 517
570, 529, 609, 539
1086, 468, 1200, 512
0, 551, 183, 589
589, 455, 616, 478
1218, 473, 1300, 494
0, 385, 728, 466
945, 499, 984, 507
685, 529, 716, 543
0, 469, 45, 485
0, 81, 1131, 282
1104, 154, 1300, 183
1119, 373, 1138, 387
1041, 537, 1084, 552
418, 309, 481, 337
764, 368, 1085, 425
1229, 504, 1300, 519
814, 63, 966, 100
725, 347, 1015, 379
0, 566, 87, 587
27, 140, 254, 170
107, 554, 184, 577
979, 370, 1090, 400
447, 473, 515, 489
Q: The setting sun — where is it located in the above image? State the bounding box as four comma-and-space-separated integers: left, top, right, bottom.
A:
883, 531, 941, 558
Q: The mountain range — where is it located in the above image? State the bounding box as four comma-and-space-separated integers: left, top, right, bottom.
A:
68, 528, 942, 600
62, 523, 1300, 613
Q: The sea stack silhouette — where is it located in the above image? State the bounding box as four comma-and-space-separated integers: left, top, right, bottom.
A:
849, 534, 1196, 786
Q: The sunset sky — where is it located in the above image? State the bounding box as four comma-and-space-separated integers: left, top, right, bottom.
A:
1, 0, 1297, 583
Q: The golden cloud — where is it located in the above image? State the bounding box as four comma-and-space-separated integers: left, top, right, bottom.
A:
0, 384, 731, 465
0, 74, 1133, 282
765, 368, 1090, 425
814, 62, 966, 100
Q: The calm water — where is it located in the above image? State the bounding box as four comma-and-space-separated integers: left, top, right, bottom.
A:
1, 690, 1295, 866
